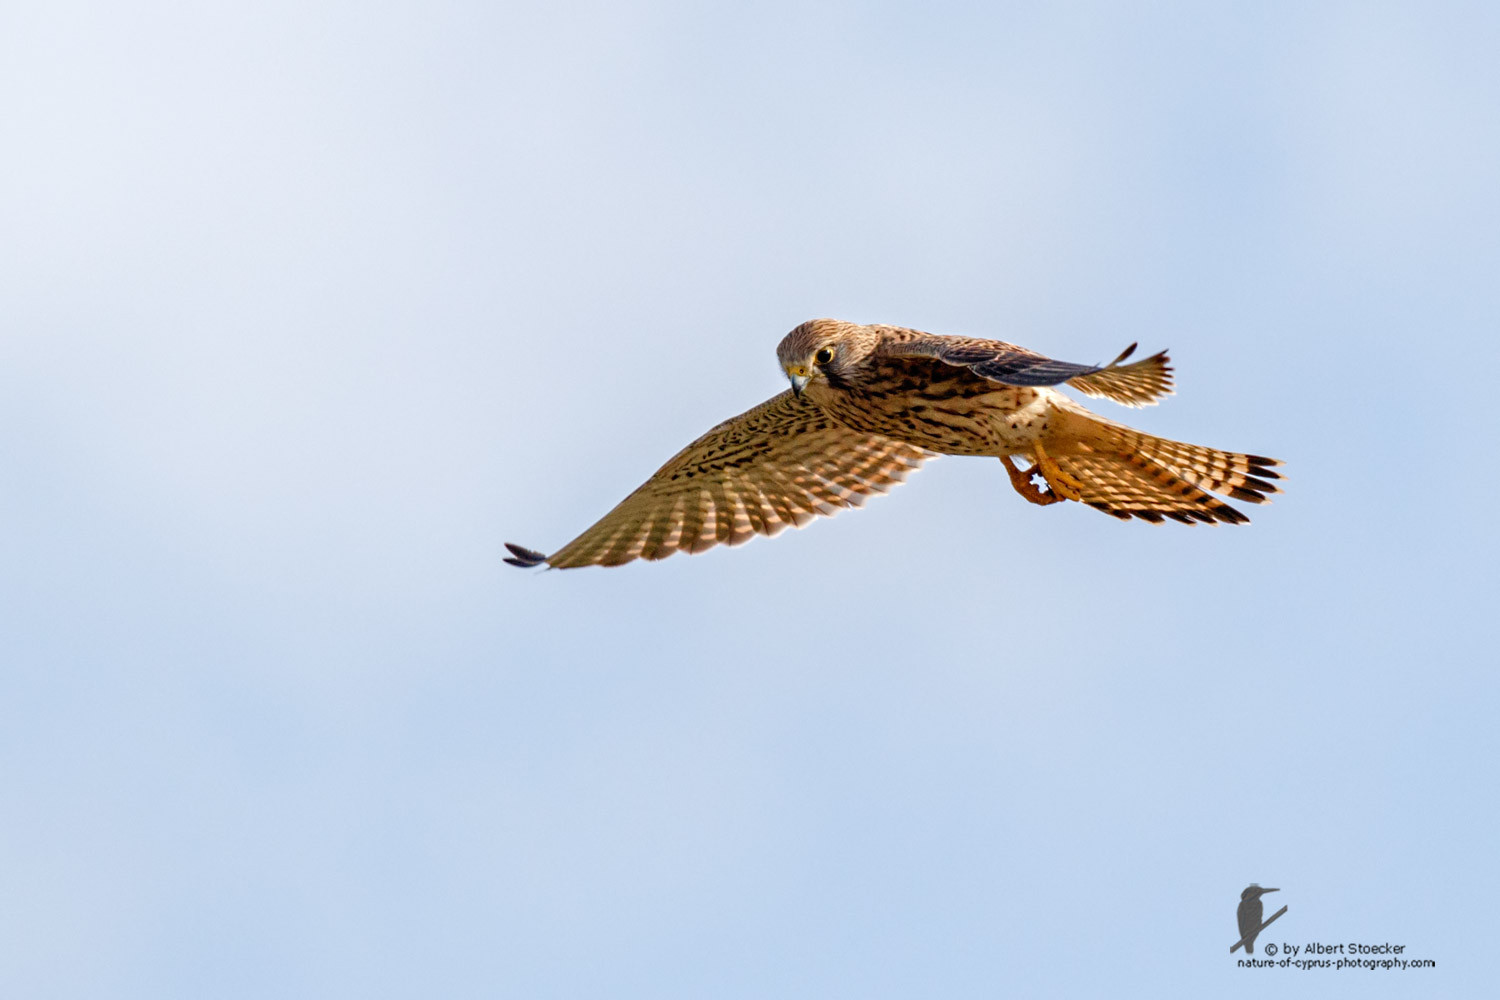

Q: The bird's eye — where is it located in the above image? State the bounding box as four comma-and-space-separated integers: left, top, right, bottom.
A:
814, 347, 834, 365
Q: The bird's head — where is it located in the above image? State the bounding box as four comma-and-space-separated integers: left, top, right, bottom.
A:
1241, 885, 1279, 901
776, 318, 880, 398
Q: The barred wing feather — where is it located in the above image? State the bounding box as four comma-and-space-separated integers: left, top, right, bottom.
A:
506, 390, 932, 569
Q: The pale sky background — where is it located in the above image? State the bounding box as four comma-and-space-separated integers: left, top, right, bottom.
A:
3, 2, 1498, 997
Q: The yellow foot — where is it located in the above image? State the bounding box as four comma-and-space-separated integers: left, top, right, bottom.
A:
1033, 441, 1084, 502
1001, 455, 1066, 506
1002, 445, 1084, 505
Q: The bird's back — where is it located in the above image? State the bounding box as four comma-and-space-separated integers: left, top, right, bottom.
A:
812, 353, 1045, 456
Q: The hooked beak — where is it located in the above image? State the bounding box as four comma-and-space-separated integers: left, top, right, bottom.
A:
785, 364, 810, 397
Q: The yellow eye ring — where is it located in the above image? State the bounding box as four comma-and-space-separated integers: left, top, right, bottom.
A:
814, 347, 834, 365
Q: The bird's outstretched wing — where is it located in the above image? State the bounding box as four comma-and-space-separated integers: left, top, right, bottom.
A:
505, 390, 932, 569
885, 332, 1174, 407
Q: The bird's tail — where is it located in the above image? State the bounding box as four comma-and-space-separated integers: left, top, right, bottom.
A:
1048, 407, 1282, 523
1245, 939, 1256, 954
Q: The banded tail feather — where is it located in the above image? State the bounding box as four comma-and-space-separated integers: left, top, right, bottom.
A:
1051, 407, 1282, 524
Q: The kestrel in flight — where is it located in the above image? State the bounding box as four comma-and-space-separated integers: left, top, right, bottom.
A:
506, 319, 1282, 569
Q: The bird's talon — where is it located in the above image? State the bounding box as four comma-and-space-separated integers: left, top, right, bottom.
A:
1002, 455, 1065, 506
1048, 468, 1085, 502
1032, 442, 1083, 502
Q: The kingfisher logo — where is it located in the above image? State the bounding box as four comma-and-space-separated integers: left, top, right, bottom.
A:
1231, 884, 1287, 953
1228, 885, 1435, 971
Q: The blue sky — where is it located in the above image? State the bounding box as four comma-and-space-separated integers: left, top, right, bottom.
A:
3, 2, 1497, 996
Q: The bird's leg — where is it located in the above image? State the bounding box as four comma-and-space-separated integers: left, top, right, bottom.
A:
1001, 455, 1065, 506
1032, 441, 1085, 502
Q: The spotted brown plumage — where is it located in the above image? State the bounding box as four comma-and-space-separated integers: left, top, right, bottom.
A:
507, 318, 1282, 568
507, 390, 931, 569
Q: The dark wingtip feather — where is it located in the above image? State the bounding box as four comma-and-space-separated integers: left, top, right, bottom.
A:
1085, 501, 1134, 521
1213, 505, 1250, 525
1228, 486, 1270, 504
1238, 475, 1280, 495
504, 543, 549, 568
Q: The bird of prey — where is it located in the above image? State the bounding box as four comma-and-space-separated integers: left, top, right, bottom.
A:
506, 318, 1282, 569
1236, 885, 1280, 954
